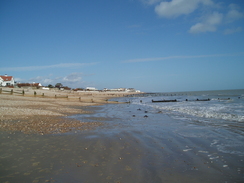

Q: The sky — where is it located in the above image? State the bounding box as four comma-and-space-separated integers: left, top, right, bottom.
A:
0, 0, 244, 92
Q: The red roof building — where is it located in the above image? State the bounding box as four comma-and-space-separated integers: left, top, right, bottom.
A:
0, 75, 15, 87
17, 83, 42, 88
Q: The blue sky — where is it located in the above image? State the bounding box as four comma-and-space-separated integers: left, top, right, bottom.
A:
0, 0, 244, 92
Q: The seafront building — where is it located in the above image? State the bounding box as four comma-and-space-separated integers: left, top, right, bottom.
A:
0, 74, 15, 87
0, 74, 141, 92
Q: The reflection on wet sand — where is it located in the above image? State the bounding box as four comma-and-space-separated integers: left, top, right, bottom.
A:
1, 125, 243, 183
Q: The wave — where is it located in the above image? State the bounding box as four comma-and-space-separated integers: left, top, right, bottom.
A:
132, 98, 244, 123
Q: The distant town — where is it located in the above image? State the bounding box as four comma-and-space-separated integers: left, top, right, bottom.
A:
0, 74, 141, 93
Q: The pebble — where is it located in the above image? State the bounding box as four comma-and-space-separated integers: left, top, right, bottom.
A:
0, 94, 105, 134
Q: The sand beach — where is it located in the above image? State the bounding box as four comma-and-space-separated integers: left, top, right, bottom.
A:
0, 88, 128, 135
0, 88, 243, 183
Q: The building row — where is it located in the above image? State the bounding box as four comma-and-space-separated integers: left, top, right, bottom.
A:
0, 75, 141, 92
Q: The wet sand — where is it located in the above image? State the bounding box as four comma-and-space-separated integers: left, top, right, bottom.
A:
0, 92, 243, 182
1, 126, 242, 183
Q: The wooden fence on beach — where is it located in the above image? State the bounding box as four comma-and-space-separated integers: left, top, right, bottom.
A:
0, 88, 124, 103
0, 88, 24, 95
0, 88, 69, 98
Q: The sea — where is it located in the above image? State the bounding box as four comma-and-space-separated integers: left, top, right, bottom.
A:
123, 89, 244, 135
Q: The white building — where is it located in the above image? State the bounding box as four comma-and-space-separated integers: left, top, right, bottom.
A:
86, 87, 97, 91
0, 75, 15, 87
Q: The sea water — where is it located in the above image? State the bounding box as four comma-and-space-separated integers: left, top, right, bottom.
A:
76, 89, 244, 158
124, 89, 244, 135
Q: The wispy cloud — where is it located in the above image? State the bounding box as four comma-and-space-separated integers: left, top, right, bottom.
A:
140, 0, 161, 5
226, 4, 244, 23
128, 24, 142, 28
224, 27, 242, 35
63, 73, 83, 83
0, 62, 98, 72
122, 53, 244, 63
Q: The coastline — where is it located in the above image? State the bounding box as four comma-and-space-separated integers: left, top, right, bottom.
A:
0, 89, 243, 183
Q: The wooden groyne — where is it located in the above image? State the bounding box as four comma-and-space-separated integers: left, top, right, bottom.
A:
0, 87, 132, 104
152, 99, 178, 103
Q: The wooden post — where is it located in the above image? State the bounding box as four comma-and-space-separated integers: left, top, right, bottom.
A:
34, 91, 37, 96
0, 88, 2, 94
22, 90, 25, 95
11, 89, 13, 95
42, 93, 44, 97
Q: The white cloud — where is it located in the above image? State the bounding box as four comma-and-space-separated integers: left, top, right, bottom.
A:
226, 4, 244, 23
143, 0, 243, 34
189, 12, 223, 34
189, 23, 215, 33
188, 3, 244, 34
155, 0, 213, 18
224, 27, 242, 35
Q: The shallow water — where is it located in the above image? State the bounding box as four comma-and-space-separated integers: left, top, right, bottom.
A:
0, 89, 244, 182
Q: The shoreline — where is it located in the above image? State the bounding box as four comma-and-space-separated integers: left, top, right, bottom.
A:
0, 89, 138, 135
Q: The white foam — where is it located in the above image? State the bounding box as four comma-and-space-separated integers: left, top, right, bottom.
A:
183, 149, 192, 152
148, 102, 244, 123
210, 140, 219, 147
